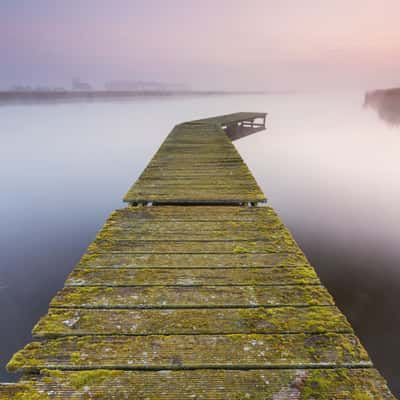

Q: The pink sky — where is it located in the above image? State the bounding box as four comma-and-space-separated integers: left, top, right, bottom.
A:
1, 0, 400, 90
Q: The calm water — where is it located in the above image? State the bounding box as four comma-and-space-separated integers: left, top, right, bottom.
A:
0, 92, 399, 395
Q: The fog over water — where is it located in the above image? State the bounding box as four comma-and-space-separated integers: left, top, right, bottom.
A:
0, 92, 399, 395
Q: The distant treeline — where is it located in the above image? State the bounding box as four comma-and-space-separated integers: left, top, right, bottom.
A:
365, 87, 400, 105
364, 88, 400, 126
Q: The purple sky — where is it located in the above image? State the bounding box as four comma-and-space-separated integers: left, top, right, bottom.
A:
1, 0, 400, 90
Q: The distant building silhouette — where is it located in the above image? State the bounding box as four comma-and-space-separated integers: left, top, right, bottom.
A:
105, 80, 186, 92
72, 78, 92, 91
10, 85, 66, 92
11, 85, 32, 92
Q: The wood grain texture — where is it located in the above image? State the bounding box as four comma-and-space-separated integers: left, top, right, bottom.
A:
2, 369, 395, 400
65, 266, 320, 286
77, 251, 309, 269
7, 333, 370, 372
33, 306, 351, 337
49, 285, 334, 309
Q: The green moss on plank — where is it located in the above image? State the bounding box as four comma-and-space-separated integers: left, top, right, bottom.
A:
7, 342, 42, 373
77, 252, 309, 269
8, 333, 370, 372
300, 369, 394, 399
88, 238, 298, 254
65, 266, 320, 286
2, 368, 395, 399
49, 285, 333, 308
233, 245, 250, 254
0, 384, 51, 400
33, 306, 351, 337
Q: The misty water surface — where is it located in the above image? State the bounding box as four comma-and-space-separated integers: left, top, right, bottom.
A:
0, 92, 399, 395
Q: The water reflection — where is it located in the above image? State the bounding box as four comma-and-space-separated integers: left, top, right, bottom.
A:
364, 88, 400, 126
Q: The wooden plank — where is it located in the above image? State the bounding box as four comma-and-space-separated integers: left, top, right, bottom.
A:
0, 385, 23, 399
88, 208, 300, 251
127, 192, 264, 204
95, 213, 292, 241
103, 208, 284, 225
129, 181, 261, 188
137, 169, 255, 176
50, 285, 334, 309
33, 306, 351, 337
96, 226, 294, 241
65, 266, 320, 286
2, 369, 395, 400
89, 208, 299, 249
4, 368, 395, 400
103, 212, 282, 227
87, 239, 299, 254
123, 124, 266, 204
78, 252, 309, 269
101, 206, 278, 221
7, 333, 370, 372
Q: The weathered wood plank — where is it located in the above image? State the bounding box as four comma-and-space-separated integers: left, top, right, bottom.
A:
65, 266, 320, 286
130, 182, 262, 188
33, 306, 351, 337
137, 170, 255, 177
7, 333, 370, 372
78, 252, 309, 269
96, 227, 294, 242
95, 218, 292, 241
103, 215, 282, 228
50, 285, 334, 309
128, 193, 264, 204
88, 208, 300, 250
100, 206, 280, 221
101, 210, 285, 230
2, 369, 395, 400
0, 384, 23, 400
87, 239, 299, 254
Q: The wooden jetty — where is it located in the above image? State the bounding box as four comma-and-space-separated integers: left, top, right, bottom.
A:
1, 112, 395, 399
